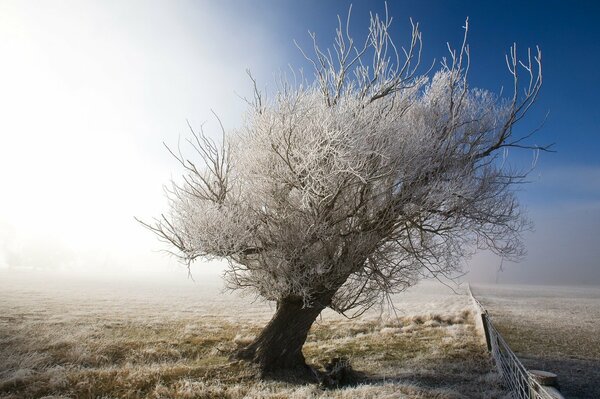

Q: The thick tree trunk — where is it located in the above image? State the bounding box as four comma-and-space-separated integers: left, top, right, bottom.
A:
234, 295, 330, 377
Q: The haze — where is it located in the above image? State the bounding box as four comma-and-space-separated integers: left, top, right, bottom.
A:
0, 0, 598, 285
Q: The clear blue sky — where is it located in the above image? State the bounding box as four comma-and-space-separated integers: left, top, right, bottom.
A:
0, 1, 598, 283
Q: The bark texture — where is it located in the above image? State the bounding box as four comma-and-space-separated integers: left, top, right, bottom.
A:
234, 294, 331, 376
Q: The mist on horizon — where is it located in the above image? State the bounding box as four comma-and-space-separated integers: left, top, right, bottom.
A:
0, 1, 598, 286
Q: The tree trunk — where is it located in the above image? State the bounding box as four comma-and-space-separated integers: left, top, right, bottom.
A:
234, 295, 329, 377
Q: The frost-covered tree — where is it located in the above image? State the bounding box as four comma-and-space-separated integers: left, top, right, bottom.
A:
140, 9, 545, 376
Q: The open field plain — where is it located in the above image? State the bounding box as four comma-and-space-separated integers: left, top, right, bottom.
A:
472, 284, 600, 399
0, 270, 508, 398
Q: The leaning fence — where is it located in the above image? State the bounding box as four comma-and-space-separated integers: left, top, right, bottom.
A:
467, 285, 563, 399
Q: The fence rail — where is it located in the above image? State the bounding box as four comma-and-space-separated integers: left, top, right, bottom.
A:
467, 285, 563, 399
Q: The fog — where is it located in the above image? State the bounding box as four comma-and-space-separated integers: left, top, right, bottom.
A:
0, 1, 284, 279
466, 167, 600, 285
0, 1, 598, 286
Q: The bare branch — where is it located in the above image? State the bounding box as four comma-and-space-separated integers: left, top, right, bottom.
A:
141, 9, 545, 316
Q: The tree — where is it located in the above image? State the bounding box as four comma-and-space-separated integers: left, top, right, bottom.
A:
139, 8, 545, 377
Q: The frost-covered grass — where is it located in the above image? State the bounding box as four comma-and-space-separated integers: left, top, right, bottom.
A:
472, 284, 600, 359
472, 283, 600, 399
0, 271, 508, 398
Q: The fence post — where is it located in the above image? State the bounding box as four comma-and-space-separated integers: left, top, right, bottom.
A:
480, 312, 492, 352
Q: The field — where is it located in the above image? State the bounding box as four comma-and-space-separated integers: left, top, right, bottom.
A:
472, 284, 600, 399
0, 270, 508, 399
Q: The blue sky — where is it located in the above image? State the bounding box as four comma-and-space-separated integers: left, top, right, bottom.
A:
276, 1, 599, 159
0, 1, 598, 283
254, 0, 599, 165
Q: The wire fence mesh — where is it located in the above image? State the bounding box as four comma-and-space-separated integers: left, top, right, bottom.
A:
468, 286, 558, 399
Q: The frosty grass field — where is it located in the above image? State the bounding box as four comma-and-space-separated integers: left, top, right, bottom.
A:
0, 269, 510, 398
472, 284, 600, 399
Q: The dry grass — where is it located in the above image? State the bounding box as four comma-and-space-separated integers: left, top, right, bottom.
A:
0, 271, 509, 398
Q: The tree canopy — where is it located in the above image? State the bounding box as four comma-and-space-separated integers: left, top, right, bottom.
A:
139, 8, 545, 374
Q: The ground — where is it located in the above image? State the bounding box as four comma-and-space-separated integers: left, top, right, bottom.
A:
472, 284, 600, 399
0, 270, 508, 398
